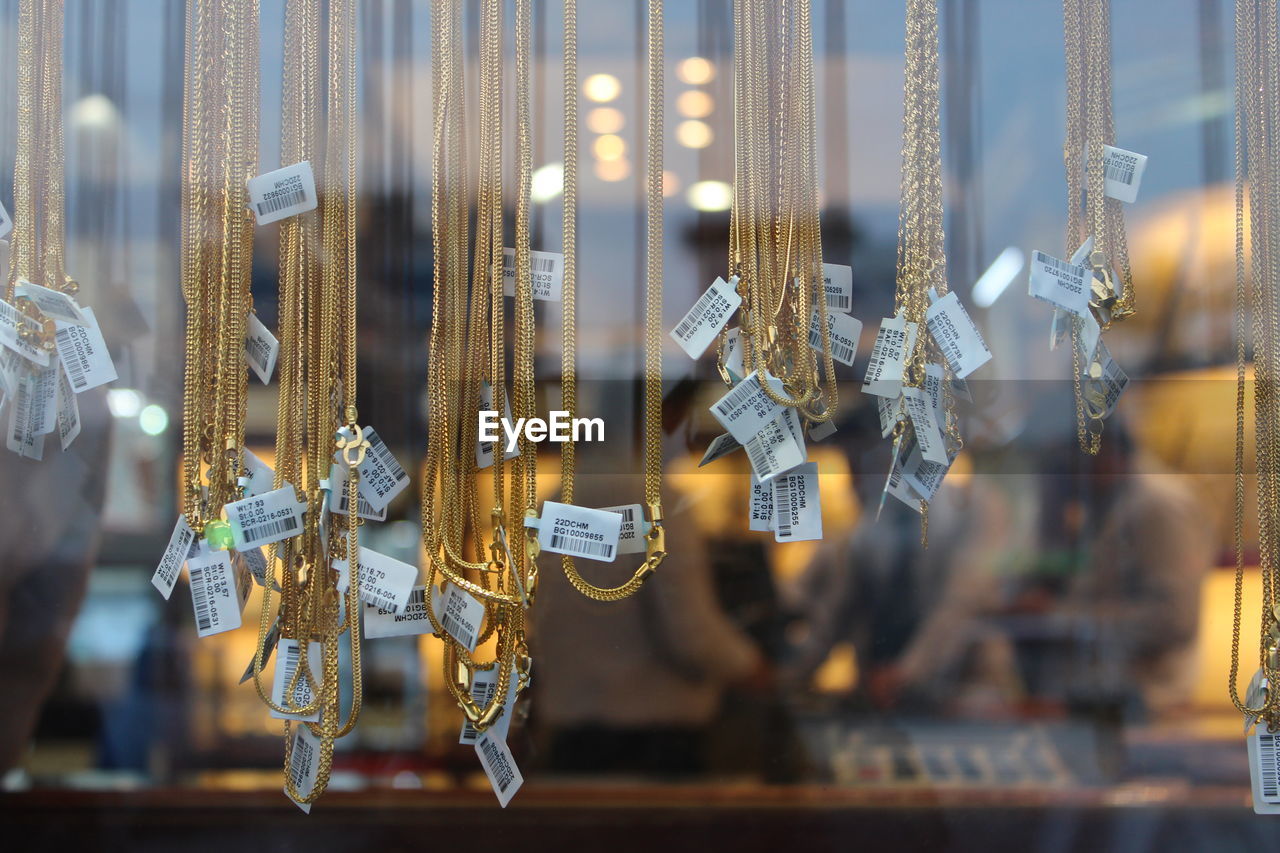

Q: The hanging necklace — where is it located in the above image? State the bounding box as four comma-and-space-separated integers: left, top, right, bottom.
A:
555, 0, 667, 601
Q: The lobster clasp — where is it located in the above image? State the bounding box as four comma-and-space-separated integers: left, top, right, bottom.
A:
638, 501, 666, 582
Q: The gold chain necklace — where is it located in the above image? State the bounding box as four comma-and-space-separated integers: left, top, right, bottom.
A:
556, 0, 667, 602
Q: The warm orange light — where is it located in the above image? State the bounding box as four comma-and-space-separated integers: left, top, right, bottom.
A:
584, 73, 621, 102
586, 106, 625, 134
593, 133, 626, 161
676, 119, 713, 149
676, 90, 713, 119
594, 159, 631, 182
677, 56, 714, 85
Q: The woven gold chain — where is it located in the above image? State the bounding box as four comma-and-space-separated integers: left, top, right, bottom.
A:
557, 0, 668, 602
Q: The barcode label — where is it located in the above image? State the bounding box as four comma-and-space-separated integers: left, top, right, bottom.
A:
772, 461, 822, 542
1250, 725, 1280, 812
722, 326, 745, 379
901, 434, 951, 501
334, 546, 417, 614
351, 427, 410, 511
710, 371, 786, 445
862, 315, 917, 398
330, 463, 388, 520
902, 386, 949, 465
55, 367, 80, 450
285, 725, 321, 813
225, 486, 306, 550
1028, 250, 1090, 317
670, 276, 743, 359
244, 312, 279, 384
823, 263, 854, 314
0, 299, 51, 366
188, 547, 246, 638
0, 199, 11, 239
476, 732, 524, 808
748, 476, 775, 532
459, 664, 517, 745
601, 504, 646, 555
925, 291, 991, 379
476, 381, 520, 468
6, 369, 44, 460
743, 406, 806, 483
808, 308, 863, 366
53, 307, 116, 393
537, 500, 623, 563
237, 546, 269, 586
151, 515, 196, 600
502, 247, 565, 301
242, 449, 277, 498
1086, 339, 1129, 416
1100, 144, 1147, 203
441, 582, 484, 651
247, 161, 318, 225
698, 431, 742, 467
882, 437, 923, 514
270, 638, 320, 721
14, 279, 89, 326
364, 585, 434, 638
878, 393, 903, 438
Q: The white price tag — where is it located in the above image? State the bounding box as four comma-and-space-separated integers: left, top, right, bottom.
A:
601, 504, 646, 555
808, 308, 863, 366
225, 486, 306, 550
748, 476, 775, 532
709, 370, 786, 445
698, 431, 742, 467
364, 586, 435, 639
152, 515, 196, 600
742, 406, 806, 483
901, 435, 951, 501
1101, 144, 1147, 204
773, 462, 822, 542
477, 381, 519, 468
1249, 724, 1280, 813
882, 442, 923, 514
335, 546, 418, 614
188, 546, 249, 638
440, 582, 485, 651
807, 418, 837, 442
537, 500, 623, 562
237, 546, 269, 586
670, 276, 742, 359
242, 449, 277, 497
270, 639, 321, 721
15, 279, 89, 326
6, 369, 45, 460
1087, 339, 1128, 416
245, 312, 279, 384
329, 461, 388, 521
1029, 251, 1090, 318
476, 732, 524, 808
285, 725, 322, 813
27, 357, 58, 436
502, 248, 565, 302
822, 263, 853, 314
459, 665, 518, 745
878, 393, 903, 438
54, 306, 116, 393
247, 161, 317, 225
722, 326, 745, 379
925, 291, 990, 379
0, 200, 11, 239
55, 368, 80, 450
923, 364, 944, 418
0, 300, 51, 366
861, 315, 918, 398
351, 427, 410, 511
902, 386, 948, 465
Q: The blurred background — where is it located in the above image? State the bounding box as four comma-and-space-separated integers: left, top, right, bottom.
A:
0, 0, 1272, 849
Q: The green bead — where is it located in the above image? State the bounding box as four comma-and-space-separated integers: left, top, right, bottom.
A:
204, 519, 235, 551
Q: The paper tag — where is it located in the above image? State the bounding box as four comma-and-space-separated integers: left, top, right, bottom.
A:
502, 247, 565, 301
0, 299, 51, 365
364, 586, 435, 639
1029, 251, 1090, 318
1101, 145, 1147, 204
26, 357, 58, 436
923, 363, 944, 417
601, 504, 646, 555
902, 386, 948, 465
670, 276, 742, 359
0, 200, 11, 239
285, 725, 322, 813
878, 393, 903, 438
242, 449, 277, 497
54, 307, 116, 393
236, 546, 270, 586
901, 435, 951, 501
809, 308, 863, 366
329, 461, 388, 521
743, 406, 807, 483
477, 382, 520, 468
698, 432, 742, 467
925, 291, 990, 379
152, 516, 196, 600
270, 639, 322, 721
710, 371, 786, 445
6, 369, 45, 460
351, 427, 410, 511
440, 582, 485, 651
862, 315, 918, 398
245, 313, 279, 384
247, 161, 318, 225
1087, 339, 1129, 416
188, 546, 248, 638
225, 486, 305, 550
537, 500, 623, 562
1072, 309, 1102, 363
459, 666, 518, 745
335, 546, 418, 614
748, 476, 775, 532
722, 326, 745, 379
883, 441, 923, 513
823, 263, 853, 314
773, 462, 822, 542
807, 418, 837, 442
476, 732, 524, 808
15, 279, 89, 326
55, 368, 80, 450
1249, 724, 1280, 813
